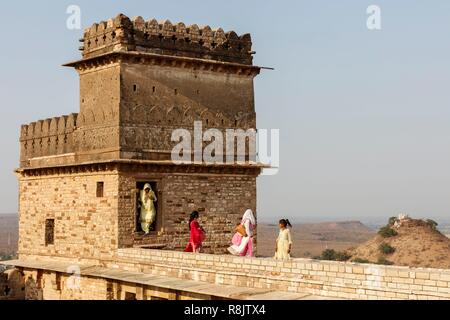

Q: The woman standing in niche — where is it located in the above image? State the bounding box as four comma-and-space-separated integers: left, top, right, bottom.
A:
139, 183, 157, 234
185, 211, 206, 253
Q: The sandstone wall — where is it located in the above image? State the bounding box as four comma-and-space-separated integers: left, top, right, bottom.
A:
120, 62, 256, 124
74, 63, 121, 155
14, 248, 450, 300
19, 269, 109, 300
118, 61, 256, 161
18, 170, 120, 260
18, 165, 258, 259
6, 267, 217, 300
112, 249, 450, 300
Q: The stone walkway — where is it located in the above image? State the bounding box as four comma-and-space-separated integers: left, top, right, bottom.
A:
1, 259, 335, 300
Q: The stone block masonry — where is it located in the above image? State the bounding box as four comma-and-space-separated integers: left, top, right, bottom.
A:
17, 162, 259, 260
111, 249, 450, 300
4, 249, 450, 300
18, 168, 120, 260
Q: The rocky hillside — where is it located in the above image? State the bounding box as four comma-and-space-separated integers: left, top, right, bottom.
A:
350, 217, 450, 269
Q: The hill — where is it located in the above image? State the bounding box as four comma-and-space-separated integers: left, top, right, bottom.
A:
350, 217, 450, 269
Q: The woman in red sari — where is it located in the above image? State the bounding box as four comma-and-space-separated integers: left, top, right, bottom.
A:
185, 211, 206, 253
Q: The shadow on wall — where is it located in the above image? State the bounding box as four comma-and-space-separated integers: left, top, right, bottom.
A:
25, 276, 42, 300
0, 269, 26, 301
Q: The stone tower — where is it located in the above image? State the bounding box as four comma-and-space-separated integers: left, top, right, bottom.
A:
17, 14, 263, 261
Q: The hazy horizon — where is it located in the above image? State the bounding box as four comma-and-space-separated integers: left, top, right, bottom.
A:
2, 212, 450, 227
1, 1, 450, 222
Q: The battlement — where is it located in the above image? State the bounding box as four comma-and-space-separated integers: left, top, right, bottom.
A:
19, 114, 78, 166
80, 14, 254, 65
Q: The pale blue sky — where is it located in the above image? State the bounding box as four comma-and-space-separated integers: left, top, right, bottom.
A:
1, 1, 449, 223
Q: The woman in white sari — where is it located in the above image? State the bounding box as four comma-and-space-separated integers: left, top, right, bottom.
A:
139, 183, 157, 234
227, 209, 256, 257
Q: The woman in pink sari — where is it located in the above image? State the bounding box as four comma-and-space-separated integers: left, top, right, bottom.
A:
227, 209, 256, 257
185, 211, 205, 253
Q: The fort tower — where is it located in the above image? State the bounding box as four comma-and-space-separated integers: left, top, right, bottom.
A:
17, 14, 262, 261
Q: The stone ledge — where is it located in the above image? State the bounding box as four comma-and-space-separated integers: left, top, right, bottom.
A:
0, 259, 327, 300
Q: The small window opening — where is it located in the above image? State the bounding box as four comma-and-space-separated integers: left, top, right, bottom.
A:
174, 89, 178, 96
97, 182, 104, 198
45, 219, 55, 246
133, 84, 138, 92
125, 292, 137, 300
55, 273, 62, 291
152, 86, 156, 93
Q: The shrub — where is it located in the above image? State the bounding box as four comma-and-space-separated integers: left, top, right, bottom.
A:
0, 252, 16, 261
337, 251, 352, 261
378, 226, 398, 238
320, 249, 336, 260
388, 217, 399, 226
318, 249, 351, 262
379, 243, 396, 255
426, 219, 438, 230
377, 257, 394, 265
352, 258, 370, 264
